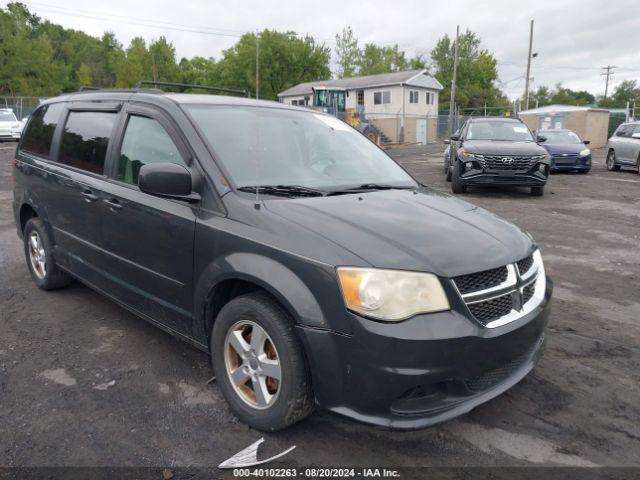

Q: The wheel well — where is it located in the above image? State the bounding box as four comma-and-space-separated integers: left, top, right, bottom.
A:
19, 204, 38, 233
205, 278, 281, 343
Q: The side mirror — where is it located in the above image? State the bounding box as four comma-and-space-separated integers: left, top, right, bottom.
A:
583, 140, 591, 145
536, 135, 547, 143
632, 133, 640, 139
450, 135, 460, 141
443, 139, 451, 144
138, 162, 199, 202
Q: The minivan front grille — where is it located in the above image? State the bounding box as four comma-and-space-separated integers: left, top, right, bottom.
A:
453, 251, 543, 328
517, 255, 534, 276
467, 293, 513, 322
478, 155, 536, 171
452, 266, 508, 295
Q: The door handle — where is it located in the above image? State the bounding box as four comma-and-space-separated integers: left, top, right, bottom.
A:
80, 189, 98, 202
104, 198, 123, 212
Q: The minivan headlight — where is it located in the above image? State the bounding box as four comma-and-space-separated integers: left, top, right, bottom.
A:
336, 267, 450, 321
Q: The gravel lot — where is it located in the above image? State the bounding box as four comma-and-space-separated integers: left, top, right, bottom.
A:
1, 141, 639, 469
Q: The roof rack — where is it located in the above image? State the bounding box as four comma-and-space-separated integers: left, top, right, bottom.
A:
135, 80, 250, 97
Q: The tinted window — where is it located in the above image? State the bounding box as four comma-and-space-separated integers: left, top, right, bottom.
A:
58, 111, 116, 174
20, 103, 64, 157
117, 115, 185, 185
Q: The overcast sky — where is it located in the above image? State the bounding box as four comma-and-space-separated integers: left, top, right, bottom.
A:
6, 0, 640, 100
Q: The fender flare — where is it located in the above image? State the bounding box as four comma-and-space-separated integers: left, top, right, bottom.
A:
193, 252, 328, 342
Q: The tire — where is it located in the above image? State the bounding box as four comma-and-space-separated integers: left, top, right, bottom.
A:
451, 160, 467, 194
578, 168, 590, 174
23, 218, 72, 290
445, 165, 452, 182
211, 293, 314, 431
606, 150, 620, 171
530, 186, 544, 196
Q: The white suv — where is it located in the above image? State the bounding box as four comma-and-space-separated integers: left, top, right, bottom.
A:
606, 122, 640, 173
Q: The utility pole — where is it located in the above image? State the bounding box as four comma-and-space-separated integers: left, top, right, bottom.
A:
448, 25, 460, 135
523, 19, 534, 111
601, 65, 616, 101
255, 32, 260, 100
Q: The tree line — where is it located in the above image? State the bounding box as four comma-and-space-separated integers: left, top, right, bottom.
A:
1, 2, 637, 111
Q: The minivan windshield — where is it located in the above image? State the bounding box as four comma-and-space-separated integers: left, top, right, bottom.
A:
539, 130, 583, 144
186, 106, 417, 192
467, 121, 534, 142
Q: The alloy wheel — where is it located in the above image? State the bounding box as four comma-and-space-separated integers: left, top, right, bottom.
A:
28, 231, 46, 279
224, 320, 281, 409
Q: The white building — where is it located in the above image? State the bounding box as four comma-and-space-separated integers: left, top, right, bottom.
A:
277, 69, 443, 144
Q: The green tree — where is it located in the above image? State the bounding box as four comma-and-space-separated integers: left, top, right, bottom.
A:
549, 83, 595, 105
115, 37, 150, 87
76, 63, 92, 86
220, 30, 331, 99
148, 36, 178, 82
599, 79, 640, 108
528, 85, 552, 107
357, 43, 408, 76
334, 26, 361, 78
178, 56, 221, 87
431, 30, 509, 111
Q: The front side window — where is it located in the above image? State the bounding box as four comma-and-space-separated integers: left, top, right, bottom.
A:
616, 125, 631, 137
58, 111, 116, 174
187, 106, 416, 191
466, 121, 534, 142
20, 103, 64, 157
117, 115, 185, 185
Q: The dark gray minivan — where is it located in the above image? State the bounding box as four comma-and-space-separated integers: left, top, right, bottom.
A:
13, 89, 552, 431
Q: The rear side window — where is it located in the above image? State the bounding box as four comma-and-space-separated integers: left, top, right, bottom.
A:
20, 103, 64, 157
58, 111, 117, 174
117, 115, 185, 185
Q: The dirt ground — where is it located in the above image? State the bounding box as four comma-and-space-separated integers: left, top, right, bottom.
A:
1, 141, 639, 470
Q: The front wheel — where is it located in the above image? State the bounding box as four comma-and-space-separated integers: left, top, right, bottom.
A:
451, 161, 467, 193
530, 186, 544, 196
211, 293, 314, 431
606, 150, 620, 171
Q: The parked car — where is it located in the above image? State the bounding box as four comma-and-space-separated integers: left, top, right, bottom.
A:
444, 117, 550, 196
606, 121, 640, 174
0, 108, 22, 141
13, 88, 552, 431
535, 129, 591, 173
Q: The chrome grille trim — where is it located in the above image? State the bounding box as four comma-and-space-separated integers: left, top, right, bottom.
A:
452, 250, 546, 329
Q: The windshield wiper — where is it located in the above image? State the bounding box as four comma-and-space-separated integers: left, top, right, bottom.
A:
237, 185, 326, 197
327, 183, 416, 195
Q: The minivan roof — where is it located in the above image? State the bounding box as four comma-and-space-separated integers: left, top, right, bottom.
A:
39, 89, 304, 112
470, 117, 522, 123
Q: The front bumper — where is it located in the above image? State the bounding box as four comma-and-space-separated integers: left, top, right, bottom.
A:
298, 277, 552, 429
550, 155, 591, 171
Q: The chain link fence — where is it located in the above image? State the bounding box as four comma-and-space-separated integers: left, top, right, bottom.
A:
0, 96, 46, 121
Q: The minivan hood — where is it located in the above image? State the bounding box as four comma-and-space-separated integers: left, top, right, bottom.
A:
264, 188, 534, 278
463, 140, 547, 156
